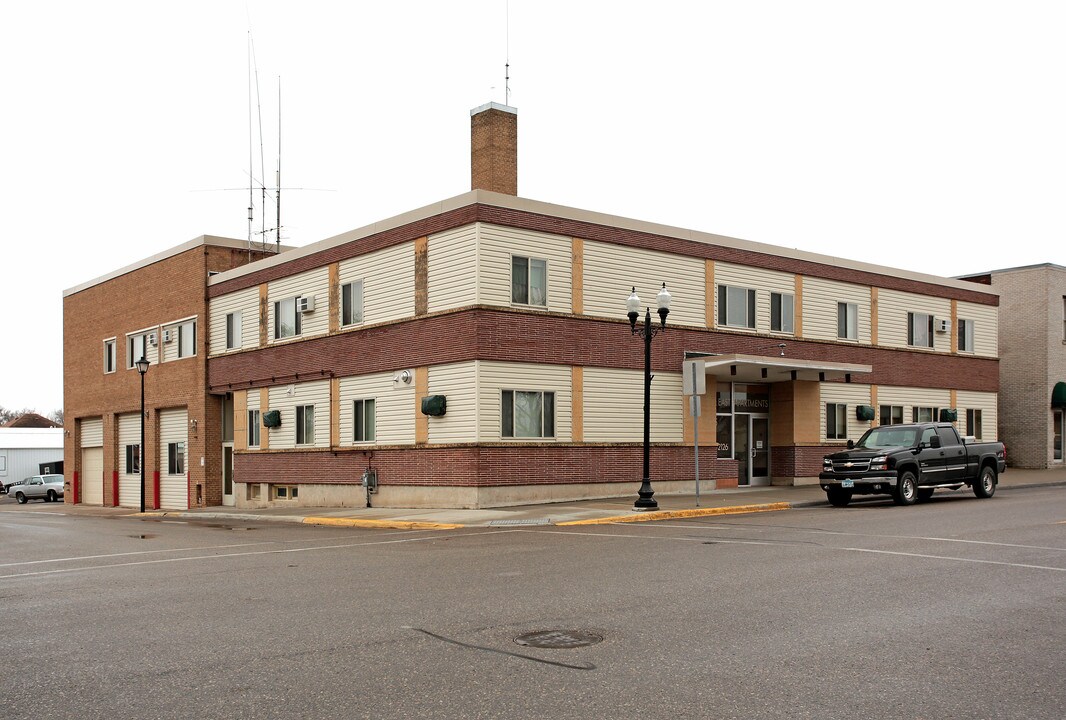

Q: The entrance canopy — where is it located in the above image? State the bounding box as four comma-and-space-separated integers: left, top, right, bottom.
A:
690, 353, 872, 384
1052, 382, 1066, 408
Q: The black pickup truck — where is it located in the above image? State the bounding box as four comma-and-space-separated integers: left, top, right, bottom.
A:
819, 422, 1006, 507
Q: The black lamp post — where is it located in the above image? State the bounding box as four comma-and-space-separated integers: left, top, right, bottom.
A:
627, 283, 671, 511
136, 356, 150, 513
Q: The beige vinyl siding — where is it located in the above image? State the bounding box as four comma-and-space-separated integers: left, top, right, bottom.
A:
477, 361, 572, 441
117, 413, 140, 507
426, 361, 478, 444
582, 368, 683, 442
802, 277, 871, 343
267, 267, 330, 342
956, 390, 998, 440
246, 389, 260, 412
338, 242, 415, 326
582, 240, 705, 328
819, 383, 873, 441
266, 380, 331, 450
877, 289, 952, 352
338, 371, 416, 446
956, 301, 998, 357
80, 417, 103, 447
477, 224, 573, 313
159, 408, 188, 510
714, 262, 795, 333
427, 224, 478, 313
209, 286, 259, 356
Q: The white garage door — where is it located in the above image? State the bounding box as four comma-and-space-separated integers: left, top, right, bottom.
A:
118, 413, 141, 508
159, 408, 188, 510
80, 418, 104, 505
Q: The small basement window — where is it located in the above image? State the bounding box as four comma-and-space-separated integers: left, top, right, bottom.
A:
273, 485, 299, 500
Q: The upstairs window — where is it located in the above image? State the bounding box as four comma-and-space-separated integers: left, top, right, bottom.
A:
826, 403, 847, 440
958, 318, 975, 353
177, 321, 196, 358
879, 405, 904, 426
127, 333, 149, 369
908, 312, 934, 348
342, 280, 364, 326
770, 292, 794, 334
226, 312, 242, 350
104, 339, 116, 374
353, 399, 376, 442
502, 390, 555, 438
274, 297, 302, 339
295, 405, 315, 445
837, 302, 858, 340
247, 409, 260, 448
512, 256, 547, 306
718, 285, 756, 329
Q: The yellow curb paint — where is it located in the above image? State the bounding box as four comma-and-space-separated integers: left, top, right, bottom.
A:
555, 502, 791, 526
303, 517, 464, 531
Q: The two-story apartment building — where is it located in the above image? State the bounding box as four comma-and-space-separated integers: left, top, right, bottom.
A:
64, 102, 1000, 510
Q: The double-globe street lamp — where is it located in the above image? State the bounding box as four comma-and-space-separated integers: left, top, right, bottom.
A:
136, 356, 150, 513
627, 283, 671, 511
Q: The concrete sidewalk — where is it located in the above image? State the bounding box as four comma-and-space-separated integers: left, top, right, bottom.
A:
129, 466, 1066, 530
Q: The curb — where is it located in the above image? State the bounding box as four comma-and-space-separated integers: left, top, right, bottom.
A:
555, 502, 792, 526
302, 517, 465, 531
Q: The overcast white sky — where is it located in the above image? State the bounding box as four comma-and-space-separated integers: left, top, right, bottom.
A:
2, 1, 1063, 414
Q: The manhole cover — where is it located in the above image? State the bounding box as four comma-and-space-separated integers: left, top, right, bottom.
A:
514, 630, 603, 649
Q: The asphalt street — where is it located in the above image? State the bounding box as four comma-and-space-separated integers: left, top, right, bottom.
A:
1, 486, 1063, 719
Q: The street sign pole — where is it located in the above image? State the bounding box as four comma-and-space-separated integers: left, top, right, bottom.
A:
683, 360, 706, 506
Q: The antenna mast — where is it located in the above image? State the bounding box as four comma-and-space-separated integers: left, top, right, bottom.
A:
276, 77, 282, 253
505, 0, 511, 105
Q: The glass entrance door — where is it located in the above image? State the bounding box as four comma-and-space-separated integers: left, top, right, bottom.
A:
735, 414, 771, 486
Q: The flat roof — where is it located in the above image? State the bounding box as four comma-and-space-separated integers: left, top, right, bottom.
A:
0, 428, 64, 450
958, 262, 1066, 279
207, 190, 999, 297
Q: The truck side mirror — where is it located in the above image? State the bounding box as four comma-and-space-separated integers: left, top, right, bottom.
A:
847, 439, 854, 449
930, 435, 941, 449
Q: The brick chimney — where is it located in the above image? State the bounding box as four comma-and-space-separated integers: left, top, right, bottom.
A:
470, 102, 517, 195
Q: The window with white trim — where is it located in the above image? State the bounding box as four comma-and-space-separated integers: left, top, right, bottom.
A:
502, 390, 555, 438
104, 339, 116, 374
770, 292, 794, 333
125, 444, 140, 474
295, 405, 315, 445
274, 485, 299, 500
826, 403, 847, 440
353, 399, 376, 442
274, 297, 302, 339
718, 285, 756, 329
127, 333, 148, 369
226, 312, 242, 350
342, 280, 364, 326
511, 256, 547, 306
837, 302, 858, 340
248, 409, 260, 448
879, 405, 904, 426
958, 318, 975, 353
167, 442, 185, 475
177, 320, 196, 358
912, 406, 939, 423
966, 409, 983, 439
908, 312, 934, 348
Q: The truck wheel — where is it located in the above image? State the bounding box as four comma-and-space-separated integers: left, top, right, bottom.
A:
974, 466, 997, 499
917, 488, 935, 502
894, 471, 918, 506
826, 487, 853, 507
15, 492, 27, 505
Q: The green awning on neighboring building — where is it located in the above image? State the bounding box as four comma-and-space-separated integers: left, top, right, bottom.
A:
1053, 382, 1066, 408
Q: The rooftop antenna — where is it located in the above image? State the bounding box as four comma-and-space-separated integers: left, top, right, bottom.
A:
505, 0, 511, 105
276, 77, 281, 253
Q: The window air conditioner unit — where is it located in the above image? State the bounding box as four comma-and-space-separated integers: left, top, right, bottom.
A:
298, 296, 316, 313
935, 318, 949, 334
147, 332, 158, 346
162, 329, 173, 344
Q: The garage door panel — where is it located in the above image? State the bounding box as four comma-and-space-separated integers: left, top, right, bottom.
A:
80, 447, 104, 505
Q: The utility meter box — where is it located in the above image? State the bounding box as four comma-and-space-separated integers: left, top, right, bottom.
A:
361, 468, 378, 492
421, 395, 447, 417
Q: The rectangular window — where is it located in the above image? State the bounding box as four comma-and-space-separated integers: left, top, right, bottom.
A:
104, 340, 116, 374
826, 403, 847, 440
295, 405, 315, 445
274, 485, 299, 500
908, 312, 934, 348
958, 318, 975, 353
718, 285, 756, 329
837, 302, 858, 340
966, 409, 983, 439
177, 321, 196, 358
353, 399, 376, 442
127, 334, 148, 368
342, 280, 364, 326
226, 312, 242, 350
274, 297, 302, 339
167, 442, 185, 475
879, 405, 904, 426
770, 292, 794, 333
911, 406, 939, 423
511, 256, 547, 306
247, 409, 260, 447
502, 390, 555, 438
125, 444, 140, 474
